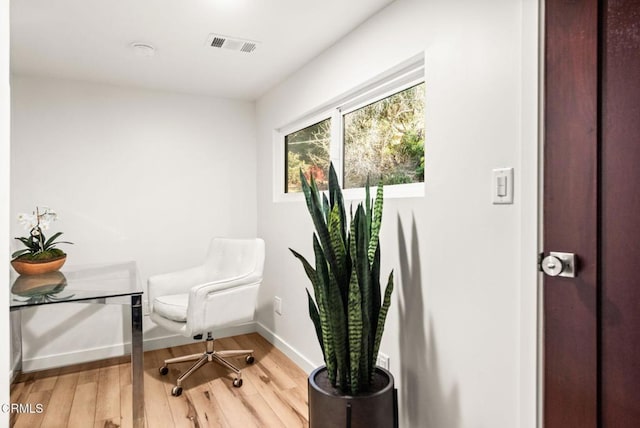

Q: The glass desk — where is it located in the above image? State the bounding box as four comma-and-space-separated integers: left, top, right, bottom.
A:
10, 261, 144, 428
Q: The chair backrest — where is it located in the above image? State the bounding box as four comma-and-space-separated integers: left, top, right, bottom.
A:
203, 238, 265, 281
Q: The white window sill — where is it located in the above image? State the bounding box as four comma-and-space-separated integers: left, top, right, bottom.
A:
273, 182, 424, 203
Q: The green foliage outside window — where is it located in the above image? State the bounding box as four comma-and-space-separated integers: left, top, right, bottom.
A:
284, 81, 425, 193
286, 119, 331, 193
344, 83, 425, 188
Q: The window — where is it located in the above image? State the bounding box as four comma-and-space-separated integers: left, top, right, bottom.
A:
277, 54, 425, 198
343, 83, 425, 189
285, 118, 331, 193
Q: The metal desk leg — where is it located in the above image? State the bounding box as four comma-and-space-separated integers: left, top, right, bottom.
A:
11, 310, 23, 376
131, 294, 145, 428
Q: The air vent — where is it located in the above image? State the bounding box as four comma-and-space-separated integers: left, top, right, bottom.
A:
211, 37, 225, 48
206, 33, 260, 54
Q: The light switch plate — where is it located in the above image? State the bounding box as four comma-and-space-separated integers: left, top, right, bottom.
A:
492, 167, 514, 204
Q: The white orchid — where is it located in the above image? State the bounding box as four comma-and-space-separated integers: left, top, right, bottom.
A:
12, 206, 72, 260
17, 213, 38, 230
17, 207, 58, 230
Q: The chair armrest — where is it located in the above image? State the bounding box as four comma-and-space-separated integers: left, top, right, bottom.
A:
147, 265, 207, 309
186, 273, 262, 329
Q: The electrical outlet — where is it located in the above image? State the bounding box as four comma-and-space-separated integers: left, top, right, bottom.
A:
376, 352, 390, 370
274, 296, 283, 315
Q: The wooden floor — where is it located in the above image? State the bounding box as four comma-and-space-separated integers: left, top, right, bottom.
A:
10, 333, 310, 428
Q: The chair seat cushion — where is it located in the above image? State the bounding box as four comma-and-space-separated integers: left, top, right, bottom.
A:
153, 293, 188, 322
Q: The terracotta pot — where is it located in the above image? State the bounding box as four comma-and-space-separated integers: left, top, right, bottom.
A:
308, 366, 397, 428
11, 255, 67, 276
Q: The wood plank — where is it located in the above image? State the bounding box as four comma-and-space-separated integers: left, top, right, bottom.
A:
67, 382, 97, 428
119, 361, 132, 387
77, 366, 100, 385
40, 372, 79, 428
147, 347, 198, 428
29, 372, 59, 393
279, 386, 309, 422
230, 336, 296, 392
254, 387, 308, 427
143, 349, 177, 428
184, 385, 230, 428
10, 379, 34, 411
231, 389, 286, 428
120, 382, 133, 428
239, 333, 308, 388
94, 365, 121, 427
118, 361, 133, 428
12, 389, 51, 428
209, 378, 260, 428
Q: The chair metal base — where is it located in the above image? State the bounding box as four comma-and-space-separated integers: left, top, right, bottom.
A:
159, 333, 254, 396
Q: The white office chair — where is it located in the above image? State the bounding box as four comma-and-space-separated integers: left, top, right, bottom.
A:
148, 237, 265, 396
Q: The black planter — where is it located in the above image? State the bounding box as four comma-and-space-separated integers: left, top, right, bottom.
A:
308, 366, 397, 428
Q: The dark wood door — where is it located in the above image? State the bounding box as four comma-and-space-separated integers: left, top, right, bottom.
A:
544, 0, 640, 427
600, 0, 640, 425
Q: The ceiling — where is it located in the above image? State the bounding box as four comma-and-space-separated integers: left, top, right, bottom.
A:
10, 0, 395, 100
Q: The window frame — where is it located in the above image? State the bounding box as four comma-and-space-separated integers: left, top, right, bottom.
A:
274, 53, 425, 203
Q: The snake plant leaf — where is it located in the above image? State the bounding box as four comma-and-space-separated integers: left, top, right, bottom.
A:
328, 205, 348, 302
368, 184, 384, 264
328, 163, 347, 243
355, 205, 372, 377
306, 289, 324, 355
365, 176, 371, 214
365, 176, 372, 235
301, 169, 345, 291
312, 234, 338, 384
322, 193, 330, 224
347, 265, 363, 395
291, 244, 337, 383
372, 271, 394, 376
370, 244, 382, 354
328, 269, 348, 388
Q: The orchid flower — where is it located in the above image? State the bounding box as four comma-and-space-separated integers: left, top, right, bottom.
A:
12, 206, 73, 260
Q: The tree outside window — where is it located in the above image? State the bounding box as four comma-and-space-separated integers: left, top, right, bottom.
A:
285, 118, 331, 193
343, 83, 425, 189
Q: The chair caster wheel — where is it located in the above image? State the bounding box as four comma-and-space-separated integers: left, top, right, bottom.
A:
233, 378, 243, 388
171, 386, 183, 396
159, 366, 169, 376
245, 355, 255, 364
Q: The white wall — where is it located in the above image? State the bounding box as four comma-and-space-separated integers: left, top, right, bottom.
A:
1, 0, 11, 423
10, 76, 258, 370
255, 1, 538, 427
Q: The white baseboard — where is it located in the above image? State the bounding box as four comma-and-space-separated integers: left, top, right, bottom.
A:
142, 323, 258, 352
20, 323, 258, 372
256, 322, 317, 374
16, 321, 316, 375
22, 341, 136, 372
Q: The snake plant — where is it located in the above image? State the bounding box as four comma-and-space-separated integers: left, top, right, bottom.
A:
291, 163, 394, 395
